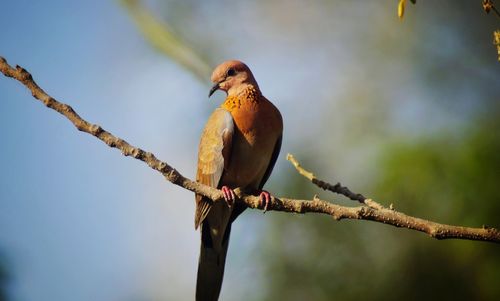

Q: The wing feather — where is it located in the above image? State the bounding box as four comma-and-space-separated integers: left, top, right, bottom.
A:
258, 135, 282, 190
194, 108, 234, 229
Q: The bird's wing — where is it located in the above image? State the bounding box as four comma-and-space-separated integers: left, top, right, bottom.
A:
195, 108, 234, 229
258, 134, 282, 190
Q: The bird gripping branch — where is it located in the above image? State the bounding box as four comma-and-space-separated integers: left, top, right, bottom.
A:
195, 60, 283, 301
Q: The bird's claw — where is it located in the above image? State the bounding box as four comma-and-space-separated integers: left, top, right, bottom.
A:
259, 190, 272, 213
221, 186, 236, 207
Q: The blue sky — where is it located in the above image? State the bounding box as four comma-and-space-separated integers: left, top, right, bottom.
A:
0, 1, 208, 300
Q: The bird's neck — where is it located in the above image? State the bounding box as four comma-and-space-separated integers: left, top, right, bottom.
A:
221, 86, 262, 111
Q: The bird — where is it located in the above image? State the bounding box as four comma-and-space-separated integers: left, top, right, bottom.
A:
195, 60, 283, 301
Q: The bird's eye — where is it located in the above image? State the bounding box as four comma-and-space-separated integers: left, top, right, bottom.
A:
226, 68, 236, 77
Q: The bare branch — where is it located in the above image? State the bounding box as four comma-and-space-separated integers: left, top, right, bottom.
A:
120, 0, 211, 83
483, 0, 500, 18
1, 56, 499, 244
287, 154, 385, 210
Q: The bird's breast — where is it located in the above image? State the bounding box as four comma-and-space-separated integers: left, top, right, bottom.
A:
220, 103, 282, 189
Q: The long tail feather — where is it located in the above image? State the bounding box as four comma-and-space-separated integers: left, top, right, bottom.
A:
196, 221, 231, 301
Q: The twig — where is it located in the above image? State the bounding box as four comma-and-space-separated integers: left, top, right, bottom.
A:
483, 0, 500, 18
1, 56, 499, 244
493, 6, 500, 18
287, 154, 385, 210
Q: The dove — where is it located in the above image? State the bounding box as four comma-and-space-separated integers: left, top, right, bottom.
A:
195, 60, 283, 301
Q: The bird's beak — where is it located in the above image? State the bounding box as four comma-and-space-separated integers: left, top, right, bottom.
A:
208, 82, 220, 98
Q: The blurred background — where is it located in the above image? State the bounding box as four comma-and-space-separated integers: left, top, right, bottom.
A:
1, 0, 499, 300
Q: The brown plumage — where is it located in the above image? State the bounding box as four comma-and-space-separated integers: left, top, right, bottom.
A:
195, 60, 283, 301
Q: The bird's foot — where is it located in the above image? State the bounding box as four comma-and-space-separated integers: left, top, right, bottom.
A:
221, 186, 236, 207
259, 190, 272, 213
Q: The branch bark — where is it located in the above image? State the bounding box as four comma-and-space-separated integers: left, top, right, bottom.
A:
287, 154, 385, 210
1, 56, 499, 244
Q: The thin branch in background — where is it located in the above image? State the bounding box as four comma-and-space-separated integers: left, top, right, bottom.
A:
120, 0, 211, 83
1, 56, 500, 244
483, 0, 500, 18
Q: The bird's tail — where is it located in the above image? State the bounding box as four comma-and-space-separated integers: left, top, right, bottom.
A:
196, 221, 232, 301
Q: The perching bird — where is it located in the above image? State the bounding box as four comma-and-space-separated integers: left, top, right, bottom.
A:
195, 60, 283, 301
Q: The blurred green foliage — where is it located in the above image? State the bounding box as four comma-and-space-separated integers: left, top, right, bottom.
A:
259, 107, 500, 301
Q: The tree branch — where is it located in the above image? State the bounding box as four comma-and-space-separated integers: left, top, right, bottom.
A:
287, 154, 385, 210
1, 56, 499, 244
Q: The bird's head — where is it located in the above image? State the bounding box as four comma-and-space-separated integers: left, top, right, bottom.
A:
209, 60, 259, 97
